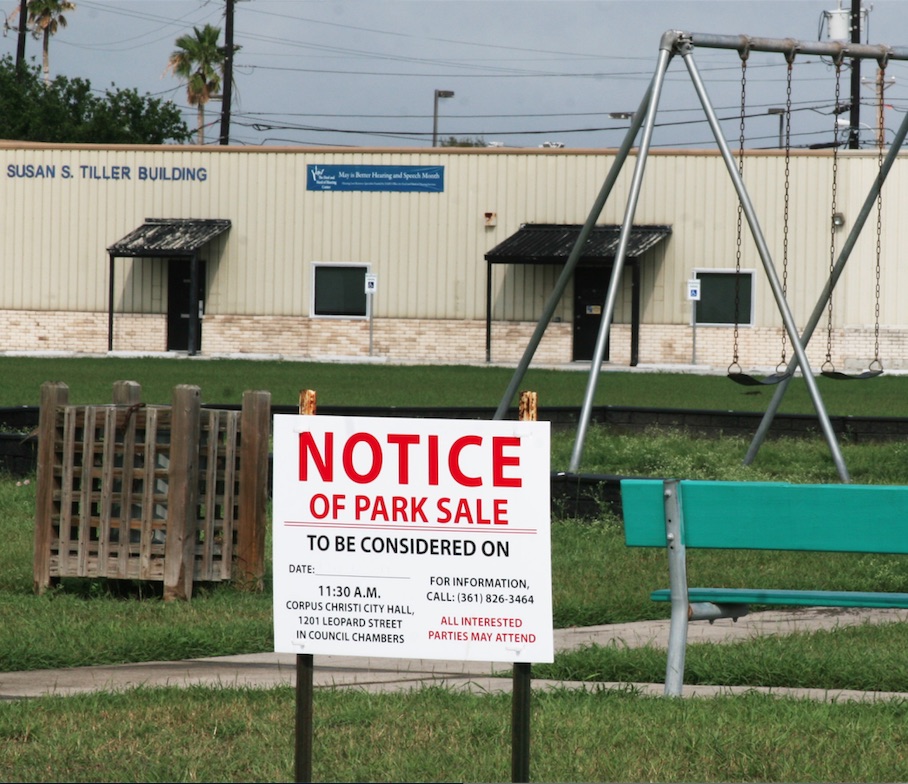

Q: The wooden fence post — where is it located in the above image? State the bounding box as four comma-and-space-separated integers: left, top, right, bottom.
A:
237, 389, 271, 590
112, 380, 142, 406
34, 381, 69, 595
164, 385, 201, 601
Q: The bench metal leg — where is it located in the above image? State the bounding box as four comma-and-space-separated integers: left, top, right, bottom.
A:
665, 592, 688, 696
663, 480, 688, 697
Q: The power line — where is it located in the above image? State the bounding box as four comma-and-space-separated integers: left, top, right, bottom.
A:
24, 1, 908, 150
232, 109, 843, 145
237, 98, 843, 121
62, 0, 217, 50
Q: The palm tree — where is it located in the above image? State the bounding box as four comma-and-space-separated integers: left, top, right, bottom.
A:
167, 24, 224, 145
26, 0, 76, 86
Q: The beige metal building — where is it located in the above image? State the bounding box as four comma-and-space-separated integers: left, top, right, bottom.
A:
2, 140, 906, 373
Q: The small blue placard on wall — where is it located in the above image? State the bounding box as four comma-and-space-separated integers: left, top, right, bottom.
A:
307, 164, 444, 192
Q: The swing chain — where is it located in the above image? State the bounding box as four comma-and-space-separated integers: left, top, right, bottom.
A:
731, 53, 748, 373
872, 62, 886, 371
823, 62, 842, 374
778, 58, 794, 373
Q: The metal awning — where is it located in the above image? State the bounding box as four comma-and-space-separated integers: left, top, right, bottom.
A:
107, 218, 232, 356
485, 223, 671, 264
108, 218, 231, 257
483, 223, 672, 365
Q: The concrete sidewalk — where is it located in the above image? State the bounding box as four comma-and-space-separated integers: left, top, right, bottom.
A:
3, 607, 907, 702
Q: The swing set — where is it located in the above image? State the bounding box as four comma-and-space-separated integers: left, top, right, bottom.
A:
493, 31, 908, 483
727, 45, 886, 386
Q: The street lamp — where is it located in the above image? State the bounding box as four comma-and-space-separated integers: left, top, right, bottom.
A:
835, 117, 876, 148
608, 113, 635, 146
767, 107, 785, 148
432, 89, 454, 147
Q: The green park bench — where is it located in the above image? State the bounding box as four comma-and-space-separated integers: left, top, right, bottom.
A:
620, 478, 908, 696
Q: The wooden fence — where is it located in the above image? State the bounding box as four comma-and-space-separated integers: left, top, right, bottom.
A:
33, 381, 270, 600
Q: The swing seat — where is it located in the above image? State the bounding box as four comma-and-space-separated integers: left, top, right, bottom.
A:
727, 370, 792, 386
820, 368, 883, 381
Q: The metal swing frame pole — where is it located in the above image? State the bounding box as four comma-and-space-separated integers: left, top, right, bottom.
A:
679, 33, 908, 65
743, 103, 908, 465
493, 85, 653, 421
567, 36, 674, 471
680, 38, 851, 482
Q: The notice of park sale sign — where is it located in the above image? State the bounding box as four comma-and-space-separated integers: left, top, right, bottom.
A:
272, 414, 554, 663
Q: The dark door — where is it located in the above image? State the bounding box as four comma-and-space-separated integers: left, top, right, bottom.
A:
572, 265, 611, 361
167, 259, 205, 351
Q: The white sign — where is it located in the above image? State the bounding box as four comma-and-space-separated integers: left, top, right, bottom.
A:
364, 273, 377, 294
272, 415, 554, 663
687, 279, 701, 301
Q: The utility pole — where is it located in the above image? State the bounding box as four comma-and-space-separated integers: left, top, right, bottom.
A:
873, 68, 884, 147
15, 0, 28, 80
218, 0, 235, 146
864, 67, 895, 147
847, 0, 862, 149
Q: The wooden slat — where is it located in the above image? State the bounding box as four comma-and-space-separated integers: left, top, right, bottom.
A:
77, 406, 100, 577
57, 406, 79, 576
116, 409, 136, 577
197, 409, 220, 581
96, 406, 118, 576
138, 407, 157, 579
218, 410, 239, 579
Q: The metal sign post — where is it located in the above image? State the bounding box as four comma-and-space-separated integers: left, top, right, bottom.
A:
364, 273, 377, 356
687, 278, 700, 364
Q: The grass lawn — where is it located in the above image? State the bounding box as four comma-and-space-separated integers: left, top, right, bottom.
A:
4, 428, 908, 673
3, 357, 908, 781
4, 355, 908, 415
4, 686, 908, 783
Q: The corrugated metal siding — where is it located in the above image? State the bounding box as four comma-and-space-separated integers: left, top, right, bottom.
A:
1, 144, 904, 331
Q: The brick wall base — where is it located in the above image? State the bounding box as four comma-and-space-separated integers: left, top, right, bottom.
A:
1, 309, 904, 372
636, 324, 906, 372
0, 311, 165, 354
202, 315, 575, 364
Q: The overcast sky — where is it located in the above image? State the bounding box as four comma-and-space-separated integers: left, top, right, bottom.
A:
4, 0, 906, 149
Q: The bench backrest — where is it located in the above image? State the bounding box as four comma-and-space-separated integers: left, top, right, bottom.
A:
621, 479, 908, 554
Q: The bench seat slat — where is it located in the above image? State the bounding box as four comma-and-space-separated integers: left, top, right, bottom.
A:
651, 587, 908, 609
622, 478, 908, 554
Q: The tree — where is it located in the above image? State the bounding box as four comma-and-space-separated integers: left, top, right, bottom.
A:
167, 24, 225, 145
440, 136, 488, 148
0, 55, 192, 143
26, 0, 76, 85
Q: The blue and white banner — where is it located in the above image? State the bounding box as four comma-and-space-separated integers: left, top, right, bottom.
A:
307, 164, 444, 192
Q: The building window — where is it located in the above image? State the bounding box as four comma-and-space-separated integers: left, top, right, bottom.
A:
694, 270, 753, 325
312, 263, 369, 318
